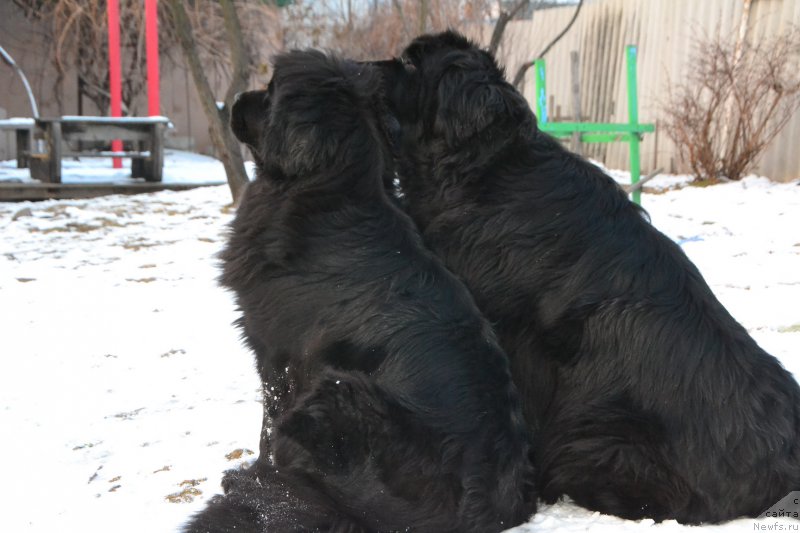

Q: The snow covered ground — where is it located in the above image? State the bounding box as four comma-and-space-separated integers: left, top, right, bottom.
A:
0, 148, 229, 185
0, 160, 798, 532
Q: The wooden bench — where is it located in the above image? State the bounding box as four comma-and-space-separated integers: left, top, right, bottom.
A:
0, 118, 35, 168
28, 116, 171, 183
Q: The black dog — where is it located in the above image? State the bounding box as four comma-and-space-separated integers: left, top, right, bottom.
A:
374, 30, 800, 524
185, 50, 533, 532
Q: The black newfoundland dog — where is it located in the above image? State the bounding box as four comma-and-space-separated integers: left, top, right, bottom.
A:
184, 50, 533, 532
373, 31, 800, 524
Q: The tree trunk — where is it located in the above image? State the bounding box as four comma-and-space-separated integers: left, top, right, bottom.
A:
167, 0, 250, 204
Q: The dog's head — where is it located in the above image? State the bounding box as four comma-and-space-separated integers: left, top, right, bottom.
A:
372, 30, 532, 151
230, 50, 392, 182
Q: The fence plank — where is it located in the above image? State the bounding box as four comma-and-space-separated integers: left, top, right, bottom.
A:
494, 0, 800, 181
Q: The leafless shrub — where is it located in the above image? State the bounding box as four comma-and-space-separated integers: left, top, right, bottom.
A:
662, 30, 800, 183
280, 0, 494, 61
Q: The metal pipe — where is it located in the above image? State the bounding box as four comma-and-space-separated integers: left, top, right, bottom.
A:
0, 45, 40, 119
145, 0, 160, 117
107, 0, 123, 168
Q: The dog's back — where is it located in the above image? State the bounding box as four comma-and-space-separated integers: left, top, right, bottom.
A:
189, 50, 534, 532
503, 141, 800, 522
381, 31, 800, 524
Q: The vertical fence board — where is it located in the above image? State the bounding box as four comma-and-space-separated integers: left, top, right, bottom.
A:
492, 0, 800, 181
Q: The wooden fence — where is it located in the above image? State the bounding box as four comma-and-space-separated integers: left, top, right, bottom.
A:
476, 0, 800, 181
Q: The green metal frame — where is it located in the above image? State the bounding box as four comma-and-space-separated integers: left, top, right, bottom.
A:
533, 45, 654, 204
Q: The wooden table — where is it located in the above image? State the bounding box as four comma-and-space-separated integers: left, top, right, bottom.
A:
28, 116, 171, 183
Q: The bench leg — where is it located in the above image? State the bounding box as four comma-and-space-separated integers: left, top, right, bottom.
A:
143, 122, 165, 182
48, 122, 62, 183
131, 159, 144, 178
131, 143, 145, 178
29, 123, 61, 183
29, 157, 48, 182
16, 129, 31, 169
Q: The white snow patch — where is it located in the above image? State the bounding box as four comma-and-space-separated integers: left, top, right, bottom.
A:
0, 161, 797, 532
0, 149, 256, 185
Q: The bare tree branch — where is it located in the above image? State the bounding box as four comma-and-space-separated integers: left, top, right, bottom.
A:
512, 0, 584, 88
535, 0, 584, 58
281, 0, 495, 61
488, 0, 529, 56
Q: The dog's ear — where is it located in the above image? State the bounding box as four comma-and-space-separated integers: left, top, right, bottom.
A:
433, 61, 524, 147
230, 89, 269, 150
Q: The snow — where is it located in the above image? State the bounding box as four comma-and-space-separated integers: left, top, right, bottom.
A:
0, 117, 35, 128
0, 149, 237, 185
59, 116, 172, 124
0, 158, 798, 532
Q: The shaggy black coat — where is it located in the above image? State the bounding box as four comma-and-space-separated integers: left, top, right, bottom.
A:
374, 30, 800, 524
184, 50, 533, 532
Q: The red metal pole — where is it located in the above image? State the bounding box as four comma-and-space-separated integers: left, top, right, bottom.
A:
107, 0, 123, 168
145, 0, 160, 117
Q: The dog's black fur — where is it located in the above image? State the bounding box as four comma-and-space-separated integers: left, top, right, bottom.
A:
183, 465, 356, 533
184, 50, 534, 532
373, 30, 800, 524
